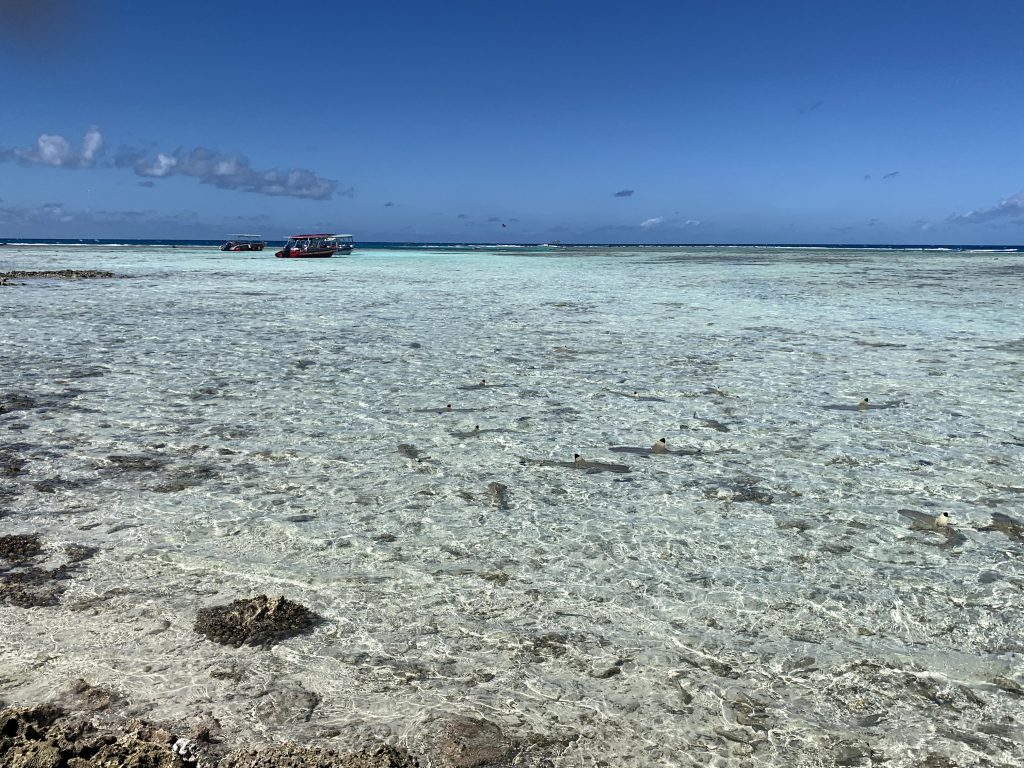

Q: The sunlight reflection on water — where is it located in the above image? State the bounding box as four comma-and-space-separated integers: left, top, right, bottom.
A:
1, 244, 1022, 766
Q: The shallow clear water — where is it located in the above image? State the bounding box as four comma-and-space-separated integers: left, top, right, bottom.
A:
1, 244, 1023, 766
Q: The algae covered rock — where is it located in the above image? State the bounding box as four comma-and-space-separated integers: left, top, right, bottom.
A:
193, 594, 322, 647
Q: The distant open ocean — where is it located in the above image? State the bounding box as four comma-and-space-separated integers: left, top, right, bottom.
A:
4, 237, 1024, 251
1, 242, 1022, 766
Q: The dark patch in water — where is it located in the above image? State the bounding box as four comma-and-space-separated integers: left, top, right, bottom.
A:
100, 454, 170, 472
991, 339, 1024, 353
64, 366, 108, 379
0, 534, 94, 608
854, 340, 908, 348
0, 393, 36, 415
284, 514, 316, 523
0, 452, 27, 477
487, 481, 510, 510
33, 477, 96, 494
704, 480, 773, 505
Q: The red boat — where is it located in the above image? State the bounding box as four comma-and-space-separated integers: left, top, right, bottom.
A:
275, 233, 354, 258
220, 235, 265, 251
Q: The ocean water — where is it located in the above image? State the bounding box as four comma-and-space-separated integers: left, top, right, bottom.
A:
1, 243, 1023, 766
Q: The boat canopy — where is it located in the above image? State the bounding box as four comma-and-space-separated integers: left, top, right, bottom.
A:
227, 234, 264, 239
287, 233, 352, 239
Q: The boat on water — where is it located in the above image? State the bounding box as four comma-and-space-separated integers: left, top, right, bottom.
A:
275, 233, 354, 258
220, 235, 266, 251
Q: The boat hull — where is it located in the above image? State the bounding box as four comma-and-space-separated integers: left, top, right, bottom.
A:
274, 246, 352, 258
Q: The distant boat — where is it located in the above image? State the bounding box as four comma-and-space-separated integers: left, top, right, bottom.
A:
220, 234, 265, 252
275, 233, 354, 258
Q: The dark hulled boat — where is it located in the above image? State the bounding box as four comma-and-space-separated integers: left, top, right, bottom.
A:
274, 234, 354, 258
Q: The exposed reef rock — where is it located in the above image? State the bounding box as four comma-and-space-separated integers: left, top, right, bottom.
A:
0, 269, 118, 282
0, 704, 423, 767
193, 594, 323, 648
0, 704, 184, 768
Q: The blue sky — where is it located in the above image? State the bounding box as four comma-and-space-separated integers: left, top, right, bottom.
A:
2, 0, 1024, 244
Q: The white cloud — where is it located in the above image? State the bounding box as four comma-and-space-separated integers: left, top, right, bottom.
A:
136, 153, 178, 177
10, 126, 103, 168
640, 217, 664, 228
80, 126, 103, 163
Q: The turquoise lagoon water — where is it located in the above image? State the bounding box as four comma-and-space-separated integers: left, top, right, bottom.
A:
1, 244, 1023, 766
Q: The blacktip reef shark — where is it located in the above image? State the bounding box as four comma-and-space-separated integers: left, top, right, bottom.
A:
822, 397, 906, 411
457, 379, 509, 390
449, 424, 513, 439
397, 443, 431, 462
608, 389, 667, 402
898, 508, 966, 547
687, 412, 731, 432
978, 512, 1024, 542
413, 403, 483, 414
610, 437, 702, 457
518, 453, 631, 474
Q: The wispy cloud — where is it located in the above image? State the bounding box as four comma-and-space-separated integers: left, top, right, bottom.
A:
612, 189, 635, 198
0, 201, 75, 225
114, 145, 341, 200
640, 216, 701, 229
947, 192, 1024, 225
0, 127, 345, 201
882, 171, 900, 180
0, 200, 245, 237
4, 126, 103, 168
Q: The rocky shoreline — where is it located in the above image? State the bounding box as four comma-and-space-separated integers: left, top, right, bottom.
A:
1, 698, 516, 767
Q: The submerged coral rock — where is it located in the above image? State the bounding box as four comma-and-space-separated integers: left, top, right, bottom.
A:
0, 534, 78, 608
220, 743, 418, 768
0, 534, 44, 563
418, 715, 513, 768
193, 594, 322, 647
